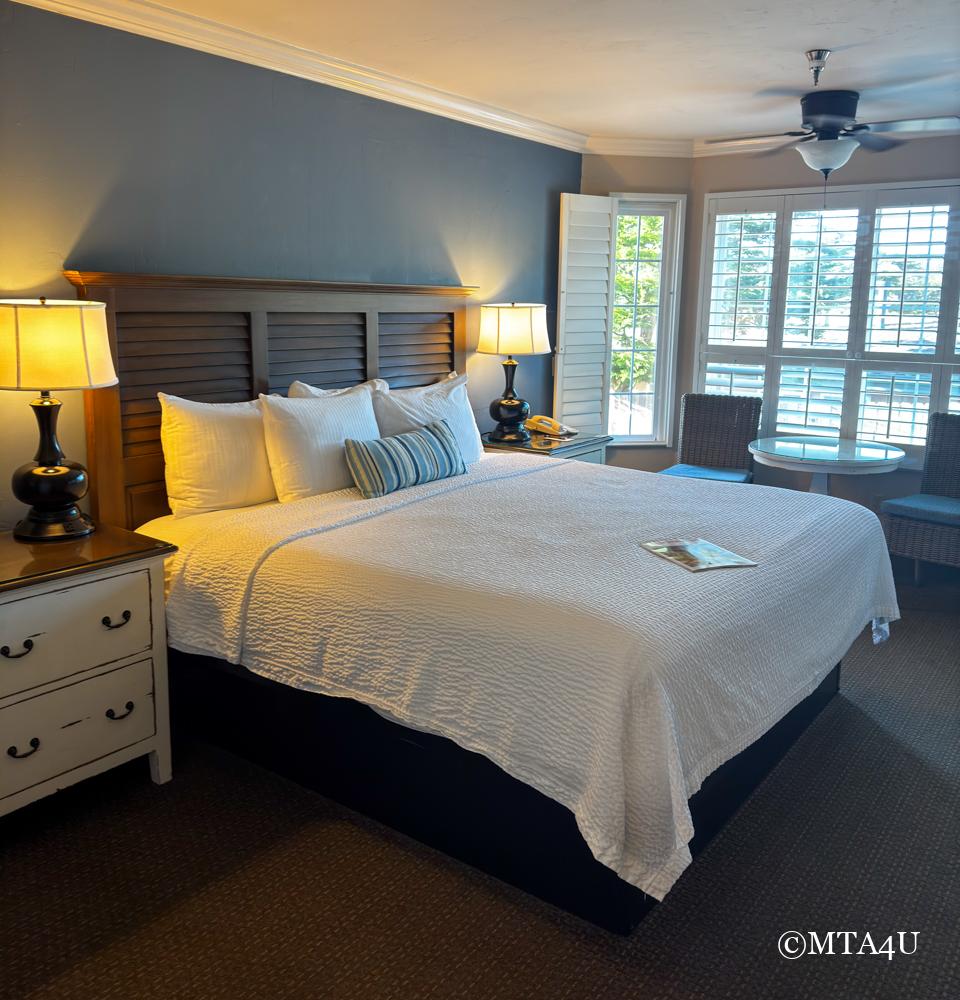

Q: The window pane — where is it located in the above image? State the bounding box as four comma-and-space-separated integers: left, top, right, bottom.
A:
783, 209, 858, 350
857, 369, 932, 445
609, 391, 655, 437
610, 211, 665, 437
950, 373, 960, 414
704, 362, 764, 398
776, 365, 845, 436
865, 205, 948, 354
707, 212, 777, 347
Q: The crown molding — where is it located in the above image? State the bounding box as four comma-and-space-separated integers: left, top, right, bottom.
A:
582, 135, 794, 158
583, 136, 694, 158
14, 0, 589, 152
692, 136, 788, 157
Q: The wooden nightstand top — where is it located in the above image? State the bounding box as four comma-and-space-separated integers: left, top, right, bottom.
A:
481, 432, 613, 457
0, 524, 176, 595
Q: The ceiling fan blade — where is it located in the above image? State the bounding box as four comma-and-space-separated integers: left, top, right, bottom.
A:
704, 130, 808, 145
754, 135, 816, 157
862, 73, 958, 99
850, 131, 905, 152
855, 115, 960, 134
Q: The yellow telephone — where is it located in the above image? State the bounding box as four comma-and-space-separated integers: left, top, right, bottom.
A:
524, 415, 578, 437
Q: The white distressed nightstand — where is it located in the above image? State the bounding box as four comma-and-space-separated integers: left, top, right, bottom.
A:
0, 525, 177, 818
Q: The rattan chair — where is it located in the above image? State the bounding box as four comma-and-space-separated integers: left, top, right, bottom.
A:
660, 393, 762, 483
880, 412, 960, 575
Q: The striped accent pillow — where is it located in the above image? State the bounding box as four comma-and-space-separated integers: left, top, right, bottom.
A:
344, 420, 467, 499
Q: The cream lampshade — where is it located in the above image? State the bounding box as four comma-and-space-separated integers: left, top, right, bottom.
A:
0, 299, 117, 541
477, 303, 551, 358
476, 303, 551, 443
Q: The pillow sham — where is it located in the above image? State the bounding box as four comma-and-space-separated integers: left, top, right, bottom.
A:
371, 374, 483, 464
386, 370, 460, 397
287, 378, 388, 398
158, 393, 276, 518
259, 392, 380, 502
345, 420, 466, 499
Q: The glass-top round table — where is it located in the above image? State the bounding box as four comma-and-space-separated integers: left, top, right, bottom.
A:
748, 436, 905, 494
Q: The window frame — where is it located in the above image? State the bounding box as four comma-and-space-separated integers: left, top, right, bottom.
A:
695, 179, 960, 462
607, 192, 686, 446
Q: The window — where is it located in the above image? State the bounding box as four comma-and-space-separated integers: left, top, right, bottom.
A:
783, 208, 858, 351
707, 212, 777, 346
703, 361, 764, 398
610, 212, 662, 436
950, 373, 960, 414
556, 193, 684, 444
866, 205, 948, 354
857, 370, 932, 445
697, 182, 960, 457
776, 365, 845, 437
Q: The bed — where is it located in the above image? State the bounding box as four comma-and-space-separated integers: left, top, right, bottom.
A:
74, 270, 900, 932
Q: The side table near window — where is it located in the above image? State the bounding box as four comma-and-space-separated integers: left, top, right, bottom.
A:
482, 432, 612, 464
748, 436, 905, 495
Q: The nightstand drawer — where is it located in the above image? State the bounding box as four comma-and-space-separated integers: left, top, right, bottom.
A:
0, 658, 156, 801
0, 569, 151, 697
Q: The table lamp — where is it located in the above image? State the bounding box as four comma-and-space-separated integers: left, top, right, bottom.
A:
0, 298, 117, 541
477, 303, 551, 443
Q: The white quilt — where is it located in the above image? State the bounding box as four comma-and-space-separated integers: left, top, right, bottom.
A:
145, 454, 899, 899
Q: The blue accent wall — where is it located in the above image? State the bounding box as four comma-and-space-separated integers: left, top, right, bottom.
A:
0, 0, 579, 426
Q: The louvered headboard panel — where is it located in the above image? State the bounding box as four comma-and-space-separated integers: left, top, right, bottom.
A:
378, 312, 456, 388
266, 312, 367, 395
68, 272, 472, 529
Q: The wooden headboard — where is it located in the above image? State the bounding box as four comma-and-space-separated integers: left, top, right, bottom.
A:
68, 271, 474, 530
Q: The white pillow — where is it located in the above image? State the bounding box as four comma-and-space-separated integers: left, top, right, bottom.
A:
260, 391, 381, 501
371, 374, 483, 464
387, 371, 460, 397
288, 378, 387, 398
158, 394, 276, 518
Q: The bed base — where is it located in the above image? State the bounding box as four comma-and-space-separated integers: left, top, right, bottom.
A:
169, 652, 840, 934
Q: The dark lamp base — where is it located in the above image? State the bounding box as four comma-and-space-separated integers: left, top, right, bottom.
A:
14, 506, 95, 542
11, 392, 96, 543
488, 356, 532, 444
488, 424, 531, 444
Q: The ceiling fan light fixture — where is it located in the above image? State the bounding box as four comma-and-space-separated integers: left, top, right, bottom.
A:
797, 137, 858, 176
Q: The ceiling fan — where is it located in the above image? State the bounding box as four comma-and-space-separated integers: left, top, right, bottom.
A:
705, 49, 959, 177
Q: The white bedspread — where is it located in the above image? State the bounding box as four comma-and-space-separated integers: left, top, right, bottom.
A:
144, 454, 899, 899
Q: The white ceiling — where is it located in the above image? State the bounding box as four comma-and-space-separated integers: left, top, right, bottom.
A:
24, 0, 960, 149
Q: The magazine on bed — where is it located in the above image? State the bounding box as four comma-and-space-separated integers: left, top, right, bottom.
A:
640, 538, 757, 572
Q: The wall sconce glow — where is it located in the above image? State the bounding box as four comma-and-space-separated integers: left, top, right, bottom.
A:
796, 138, 858, 177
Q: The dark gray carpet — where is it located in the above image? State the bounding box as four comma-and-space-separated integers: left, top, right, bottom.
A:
1, 585, 957, 1000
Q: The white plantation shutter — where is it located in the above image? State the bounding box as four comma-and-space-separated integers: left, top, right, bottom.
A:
554, 193, 616, 434
698, 183, 960, 458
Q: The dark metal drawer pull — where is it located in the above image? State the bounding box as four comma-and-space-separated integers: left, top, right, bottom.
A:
1, 639, 34, 659
105, 701, 135, 721
7, 738, 40, 759
102, 610, 132, 630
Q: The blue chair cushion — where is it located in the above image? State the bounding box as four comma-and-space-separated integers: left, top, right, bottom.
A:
659, 463, 751, 483
880, 493, 960, 528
